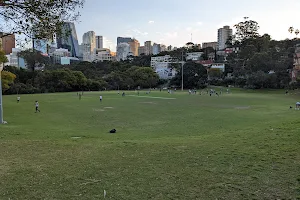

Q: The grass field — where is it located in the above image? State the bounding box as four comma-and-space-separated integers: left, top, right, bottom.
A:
0, 89, 300, 199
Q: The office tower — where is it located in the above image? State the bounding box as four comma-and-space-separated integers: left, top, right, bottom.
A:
82, 31, 96, 62
56, 22, 80, 57
128, 39, 140, 56
96, 36, 103, 49
144, 41, 153, 55
117, 37, 132, 45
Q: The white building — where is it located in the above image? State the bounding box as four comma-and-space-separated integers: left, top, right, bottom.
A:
154, 62, 177, 79
51, 48, 71, 64
151, 55, 174, 67
96, 36, 103, 49
186, 52, 203, 61
116, 43, 131, 61
217, 26, 232, 50
93, 48, 113, 62
4, 48, 26, 68
151, 55, 179, 79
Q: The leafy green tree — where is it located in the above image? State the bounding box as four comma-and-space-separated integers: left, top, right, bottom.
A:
234, 17, 260, 41
246, 52, 272, 72
170, 61, 207, 89
0, 0, 84, 40
1, 70, 16, 91
18, 49, 49, 72
129, 67, 159, 88
0, 50, 8, 63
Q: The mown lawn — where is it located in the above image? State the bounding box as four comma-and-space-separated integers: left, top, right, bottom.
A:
0, 89, 299, 199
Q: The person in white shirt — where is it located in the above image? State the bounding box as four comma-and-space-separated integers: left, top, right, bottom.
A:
100, 95, 103, 102
35, 101, 40, 113
296, 102, 300, 110
17, 96, 20, 103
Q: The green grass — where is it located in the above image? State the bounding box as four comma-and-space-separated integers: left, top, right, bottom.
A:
0, 89, 300, 199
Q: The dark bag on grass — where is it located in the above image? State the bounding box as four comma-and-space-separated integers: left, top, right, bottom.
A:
110, 129, 116, 133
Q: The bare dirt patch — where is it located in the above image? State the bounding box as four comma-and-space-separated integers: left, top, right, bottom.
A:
139, 102, 157, 105
235, 106, 251, 110
104, 107, 114, 109
93, 109, 105, 112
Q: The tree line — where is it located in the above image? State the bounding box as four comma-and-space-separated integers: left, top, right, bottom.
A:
1, 61, 160, 94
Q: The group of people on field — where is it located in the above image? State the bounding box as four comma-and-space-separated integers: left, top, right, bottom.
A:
14, 89, 300, 112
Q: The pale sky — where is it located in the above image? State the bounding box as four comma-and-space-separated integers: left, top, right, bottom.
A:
76, 0, 300, 51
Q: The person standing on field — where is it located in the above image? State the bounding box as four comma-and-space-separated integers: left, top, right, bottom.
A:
17, 96, 20, 103
35, 101, 40, 113
100, 95, 103, 102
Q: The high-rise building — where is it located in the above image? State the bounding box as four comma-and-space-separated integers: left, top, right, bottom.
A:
0, 32, 15, 54
82, 31, 96, 62
202, 42, 218, 50
217, 25, 232, 50
144, 41, 153, 55
117, 43, 131, 61
138, 46, 145, 55
96, 36, 103, 49
117, 37, 132, 45
56, 22, 80, 57
152, 43, 161, 55
128, 39, 140, 56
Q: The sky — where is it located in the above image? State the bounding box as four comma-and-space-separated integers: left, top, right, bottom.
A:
76, 0, 300, 51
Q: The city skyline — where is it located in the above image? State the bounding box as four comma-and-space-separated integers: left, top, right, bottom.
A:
76, 0, 300, 51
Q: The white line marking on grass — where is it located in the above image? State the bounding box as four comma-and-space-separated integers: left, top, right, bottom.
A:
128, 95, 176, 100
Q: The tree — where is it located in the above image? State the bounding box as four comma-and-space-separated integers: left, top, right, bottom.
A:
1, 70, 16, 91
234, 17, 260, 41
0, 0, 85, 40
129, 67, 159, 88
0, 50, 8, 64
18, 49, 49, 71
246, 52, 272, 73
170, 61, 207, 89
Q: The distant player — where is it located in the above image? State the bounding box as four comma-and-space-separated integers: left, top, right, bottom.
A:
122, 92, 125, 97
296, 102, 300, 110
17, 96, 20, 103
35, 101, 40, 113
100, 95, 103, 102
79, 94, 82, 100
